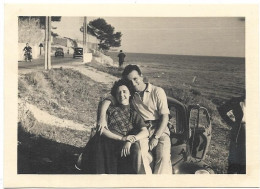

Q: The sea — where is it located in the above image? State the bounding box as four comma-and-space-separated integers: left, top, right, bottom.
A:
107, 52, 245, 105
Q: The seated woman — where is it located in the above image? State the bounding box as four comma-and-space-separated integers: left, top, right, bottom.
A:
80, 79, 151, 174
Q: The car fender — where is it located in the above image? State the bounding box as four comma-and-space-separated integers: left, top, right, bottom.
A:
172, 157, 214, 174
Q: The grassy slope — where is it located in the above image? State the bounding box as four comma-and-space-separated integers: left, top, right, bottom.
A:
19, 68, 110, 147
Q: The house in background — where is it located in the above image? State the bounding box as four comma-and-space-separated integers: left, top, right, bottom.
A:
18, 17, 99, 61
75, 34, 98, 52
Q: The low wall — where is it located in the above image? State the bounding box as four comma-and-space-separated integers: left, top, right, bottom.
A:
93, 51, 116, 67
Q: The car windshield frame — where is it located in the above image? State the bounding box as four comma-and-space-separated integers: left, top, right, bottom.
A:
75, 48, 83, 51
56, 48, 63, 52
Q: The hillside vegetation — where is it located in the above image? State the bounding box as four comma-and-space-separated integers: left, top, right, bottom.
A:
18, 64, 232, 173
18, 18, 45, 44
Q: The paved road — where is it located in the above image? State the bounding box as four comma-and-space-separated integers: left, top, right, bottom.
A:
18, 54, 83, 70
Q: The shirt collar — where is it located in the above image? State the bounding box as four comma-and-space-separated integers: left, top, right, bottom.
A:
134, 83, 151, 95
145, 83, 151, 93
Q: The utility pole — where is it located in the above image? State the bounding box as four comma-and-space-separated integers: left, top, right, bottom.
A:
83, 16, 87, 62
45, 16, 51, 70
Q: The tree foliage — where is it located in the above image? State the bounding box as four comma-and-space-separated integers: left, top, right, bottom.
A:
18, 16, 61, 29
86, 18, 122, 51
18, 16, 62, 43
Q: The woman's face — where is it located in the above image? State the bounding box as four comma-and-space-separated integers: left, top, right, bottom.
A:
116, 85, 131, 105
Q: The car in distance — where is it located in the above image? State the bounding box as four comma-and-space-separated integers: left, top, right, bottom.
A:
73, 48, 83, 58
55, 48, 64, 57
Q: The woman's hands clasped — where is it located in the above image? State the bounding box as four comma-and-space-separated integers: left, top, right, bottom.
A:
121, 135, 137, 157
121, 142, 132, 157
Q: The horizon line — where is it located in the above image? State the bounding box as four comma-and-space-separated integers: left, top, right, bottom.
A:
108, 51, 245, 59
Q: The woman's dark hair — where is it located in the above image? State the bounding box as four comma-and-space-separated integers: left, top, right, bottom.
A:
111, 79, 133, 98
122, 64, 142, 79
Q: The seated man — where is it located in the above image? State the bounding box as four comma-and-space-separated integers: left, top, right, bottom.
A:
98, 64, 172, 174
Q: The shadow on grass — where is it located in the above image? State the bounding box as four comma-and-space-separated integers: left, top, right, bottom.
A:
18, 123, 83, 174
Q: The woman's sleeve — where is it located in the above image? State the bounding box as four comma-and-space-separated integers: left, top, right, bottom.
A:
133, 111, 148, 129
103, 95, 117, 106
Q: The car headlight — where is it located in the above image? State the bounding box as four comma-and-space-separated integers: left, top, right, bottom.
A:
195, 169, 210, 174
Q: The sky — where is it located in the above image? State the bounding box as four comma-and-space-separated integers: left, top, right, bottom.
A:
53, 17, 245, 57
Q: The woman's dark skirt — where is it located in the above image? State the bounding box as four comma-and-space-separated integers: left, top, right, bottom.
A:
81, 134, 135, 174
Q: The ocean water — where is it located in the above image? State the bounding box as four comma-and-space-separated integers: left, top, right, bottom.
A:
107, 52, 245, 104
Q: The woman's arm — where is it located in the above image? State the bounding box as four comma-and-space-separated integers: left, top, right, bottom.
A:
97, 100, 111, 134
101, 128, 125, 141
121, 127, 149, 157
134, 127, 149, 141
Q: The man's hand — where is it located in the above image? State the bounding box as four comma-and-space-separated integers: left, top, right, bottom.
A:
149, 138, 159, 151
121, 142, 132, 157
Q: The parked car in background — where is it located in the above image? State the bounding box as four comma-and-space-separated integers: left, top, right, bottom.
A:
55, 48, 64, 57
73, 48, 83, 58
166, 97, 214, 174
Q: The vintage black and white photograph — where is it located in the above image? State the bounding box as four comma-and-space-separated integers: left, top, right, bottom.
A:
4, 3, 259, 188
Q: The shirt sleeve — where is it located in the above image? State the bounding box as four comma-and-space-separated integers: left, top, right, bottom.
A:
104, 94, 117, 106
156, 87, 170, 115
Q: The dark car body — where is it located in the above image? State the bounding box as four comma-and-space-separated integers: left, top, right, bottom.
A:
166, 97, 214, 174
73, 48, 83, 58
55, 48, 64, 57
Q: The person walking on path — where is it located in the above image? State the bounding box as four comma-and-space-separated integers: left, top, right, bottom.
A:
118, 50, 126, 68
97, 64, 172, 174
217, 95, 246, 174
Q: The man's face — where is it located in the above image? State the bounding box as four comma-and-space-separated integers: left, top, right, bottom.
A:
126, 70, 145, 92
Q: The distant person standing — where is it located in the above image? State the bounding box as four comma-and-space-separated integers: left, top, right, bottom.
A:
118, 50, 126, 68
217, 95, 246, 174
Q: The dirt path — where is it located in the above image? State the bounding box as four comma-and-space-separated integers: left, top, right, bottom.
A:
19, 63, 119, 85
53, 64, 119, 85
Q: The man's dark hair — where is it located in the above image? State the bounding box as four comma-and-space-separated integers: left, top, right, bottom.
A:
111, 79, 133, 98
122, 64, 142, 79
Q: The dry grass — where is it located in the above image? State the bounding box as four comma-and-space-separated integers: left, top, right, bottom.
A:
18, 68, 110, 147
